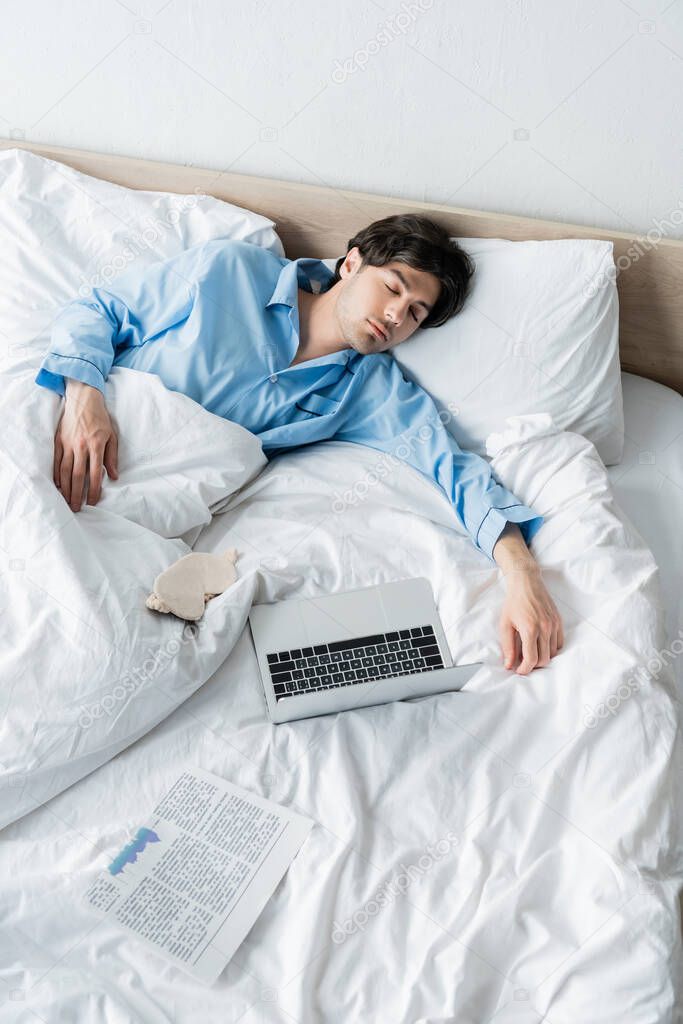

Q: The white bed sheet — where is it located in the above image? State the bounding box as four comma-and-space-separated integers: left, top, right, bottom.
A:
1, 379, 682, 1023
608, 372, 683, 691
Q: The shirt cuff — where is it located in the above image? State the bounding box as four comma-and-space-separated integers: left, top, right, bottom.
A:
35, 354, 106, 398
476, 503, 544, 563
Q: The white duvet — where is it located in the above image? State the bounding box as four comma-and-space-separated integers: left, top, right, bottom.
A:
1, 366, 682, 1023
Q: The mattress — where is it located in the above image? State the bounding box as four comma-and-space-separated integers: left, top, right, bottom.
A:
1, 368, 682, 1023
608, 372, 683, 691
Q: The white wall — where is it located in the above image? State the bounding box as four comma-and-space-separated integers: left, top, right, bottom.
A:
2, 0, 682, 240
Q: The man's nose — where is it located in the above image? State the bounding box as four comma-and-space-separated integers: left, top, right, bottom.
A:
384, 305, 402, 328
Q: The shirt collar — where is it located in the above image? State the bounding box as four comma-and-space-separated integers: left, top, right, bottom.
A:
266, 257, 336, 309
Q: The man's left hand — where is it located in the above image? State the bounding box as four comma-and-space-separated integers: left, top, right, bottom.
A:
499, 566, 564, 675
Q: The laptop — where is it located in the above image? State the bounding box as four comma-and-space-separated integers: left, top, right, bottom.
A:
248, 577, 482, 723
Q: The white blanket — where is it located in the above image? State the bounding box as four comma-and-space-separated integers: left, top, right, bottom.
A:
2, 375, 682, 1022
0, 363, 266, 828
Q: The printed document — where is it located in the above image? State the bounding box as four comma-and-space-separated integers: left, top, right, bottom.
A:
84, 766, 314, 984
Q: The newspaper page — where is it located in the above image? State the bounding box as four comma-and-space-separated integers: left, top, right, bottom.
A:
83, 766, 314, 985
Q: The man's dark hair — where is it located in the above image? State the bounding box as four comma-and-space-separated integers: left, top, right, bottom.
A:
332, 213, 475, 328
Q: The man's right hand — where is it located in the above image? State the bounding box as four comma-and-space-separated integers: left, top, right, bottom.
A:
54, 379, 119, 511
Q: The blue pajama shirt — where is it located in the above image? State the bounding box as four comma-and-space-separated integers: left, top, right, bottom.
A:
35, 238, 543, 561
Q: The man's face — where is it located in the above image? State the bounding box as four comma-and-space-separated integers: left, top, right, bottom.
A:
333, 247, 442, 355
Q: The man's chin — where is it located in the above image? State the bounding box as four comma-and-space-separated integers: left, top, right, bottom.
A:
351, 328, 381, 354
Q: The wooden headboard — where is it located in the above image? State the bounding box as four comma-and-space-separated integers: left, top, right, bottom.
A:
3, 139, 682, 394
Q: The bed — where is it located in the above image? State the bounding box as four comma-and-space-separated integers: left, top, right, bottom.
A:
608, 373, 683, 693
1, 141, 682, 1024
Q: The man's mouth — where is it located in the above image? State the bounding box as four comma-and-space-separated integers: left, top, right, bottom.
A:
367, 319, 388, 343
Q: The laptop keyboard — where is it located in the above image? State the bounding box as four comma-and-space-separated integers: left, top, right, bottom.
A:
266, 625, 444, 701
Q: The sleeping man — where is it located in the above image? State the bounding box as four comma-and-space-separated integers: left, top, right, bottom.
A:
35, 213, 564, 676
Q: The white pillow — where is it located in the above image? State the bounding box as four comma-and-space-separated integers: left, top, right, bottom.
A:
324, 238, 624, 466
0, 146, 284, 367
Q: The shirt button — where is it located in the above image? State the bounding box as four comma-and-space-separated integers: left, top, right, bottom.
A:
269, 373, 278, 383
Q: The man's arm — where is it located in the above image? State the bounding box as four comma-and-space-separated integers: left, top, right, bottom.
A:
36, 242, 214, 508
333, 354, 563, 673
35, 241, 210, 398
492, 522, 564, 675
334, 354, 544, 560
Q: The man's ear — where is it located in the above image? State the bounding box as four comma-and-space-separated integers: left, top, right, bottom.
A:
339, 246, 363, 279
